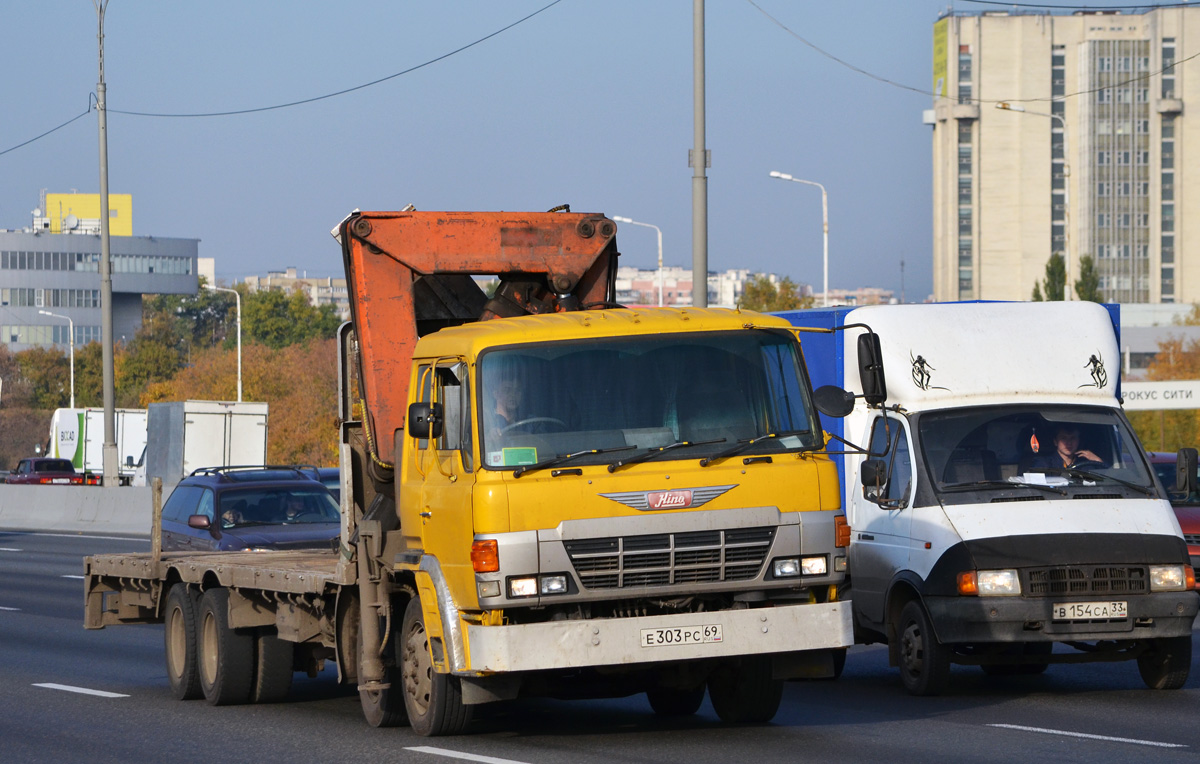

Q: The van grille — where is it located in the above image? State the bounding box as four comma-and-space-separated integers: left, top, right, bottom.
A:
563, 527, 775, 590
1025, 565, 1147, 596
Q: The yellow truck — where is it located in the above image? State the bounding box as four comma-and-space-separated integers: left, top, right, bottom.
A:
85, 210, 855, 736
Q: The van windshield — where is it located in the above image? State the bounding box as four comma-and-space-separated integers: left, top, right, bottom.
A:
478, 329, 822, 470
918, 405, 1157, 498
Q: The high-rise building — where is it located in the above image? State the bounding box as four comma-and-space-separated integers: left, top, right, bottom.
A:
929, 8, 1199, 303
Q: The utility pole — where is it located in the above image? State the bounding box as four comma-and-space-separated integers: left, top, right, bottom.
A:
95, 0, 118, 486
900, 259, 906, 304
691, 0, 708, 308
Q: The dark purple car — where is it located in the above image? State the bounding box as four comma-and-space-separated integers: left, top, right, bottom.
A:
5, 457, 84, 485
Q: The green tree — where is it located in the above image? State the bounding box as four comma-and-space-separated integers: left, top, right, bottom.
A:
117, 313, 185, 406
243, 288, 341, 349
1073, 254, 1101, 302
16, 346, 69, 409
1032, 253, 1066, 301
143, 276, 235, 352
738, 275, 813, 312
73, 341, 105, 407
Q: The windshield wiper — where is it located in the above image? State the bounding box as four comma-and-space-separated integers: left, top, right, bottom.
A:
513, 445, 635, 478
699, 430, 814, 467
1040, 467, 1157, 497
607, 438, 726, 473
939, 479, 1067, 496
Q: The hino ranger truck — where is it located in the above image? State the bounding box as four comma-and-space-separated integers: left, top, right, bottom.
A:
85, 209, 857, 735
778, 301, 1198, 695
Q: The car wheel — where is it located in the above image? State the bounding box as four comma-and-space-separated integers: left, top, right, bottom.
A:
164, 584, 202, 700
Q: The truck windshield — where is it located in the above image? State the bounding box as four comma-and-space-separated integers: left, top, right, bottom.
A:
918, 405, 1157, 499
478, 329, 821, 470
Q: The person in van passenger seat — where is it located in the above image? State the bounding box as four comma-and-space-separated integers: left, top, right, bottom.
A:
1033, 425, 1104, 469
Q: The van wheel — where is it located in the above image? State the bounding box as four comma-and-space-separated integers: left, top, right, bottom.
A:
400, 598, 471, 736
164, 584, 202, 700
197, 588, 254, 705
1138, 636, 1192, 690
646, 684, 706, 716
897, 600, 950, 696
251, 631, 294, 703
707, 656, 783, 723
355, 605, 408, 728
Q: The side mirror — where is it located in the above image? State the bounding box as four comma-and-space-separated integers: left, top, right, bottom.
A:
813, 385, 856, 418
1177, 448, 1198, 496
408, 401, 443, 440
861, 458, 888, 489
34, 443, 43, 456
857, 333, 887, 406
187, 514, 212, 530
125, 455, 135, 467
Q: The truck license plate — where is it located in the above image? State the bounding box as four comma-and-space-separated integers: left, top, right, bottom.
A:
640, 624, 723, 647
1052, 601, 1128, 620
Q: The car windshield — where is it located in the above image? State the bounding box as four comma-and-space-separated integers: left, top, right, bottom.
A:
919, 405, 1157, 501
477, 329, 822, 470
218, 487, 340, 528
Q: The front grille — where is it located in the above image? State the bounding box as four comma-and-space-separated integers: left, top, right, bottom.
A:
1025, 565, 1147, 596
563, 527, 775, 590
1184, 534, 1200, 546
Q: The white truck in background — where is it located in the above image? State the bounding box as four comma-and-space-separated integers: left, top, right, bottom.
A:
143, 400, 269, 489
48, 407, 147, 485
779, 301, 1198, 695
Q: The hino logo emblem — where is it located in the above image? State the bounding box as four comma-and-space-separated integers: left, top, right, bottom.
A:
600, 485, 736, 511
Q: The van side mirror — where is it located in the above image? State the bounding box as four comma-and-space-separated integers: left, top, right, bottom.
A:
408, 401, 443, 440
860, 458, 888, 502
857, 333, 887, 406
125, 455, 134, 467
1177, 448, 1198, 496
813, 385, 856, 418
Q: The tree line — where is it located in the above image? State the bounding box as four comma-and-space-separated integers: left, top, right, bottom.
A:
0, 280, 342, 470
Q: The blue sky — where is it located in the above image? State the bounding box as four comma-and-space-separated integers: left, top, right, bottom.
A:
0, 1, 1143, 301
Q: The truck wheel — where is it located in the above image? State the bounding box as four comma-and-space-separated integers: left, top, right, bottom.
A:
356, 606, 409, 728
197, 588, 254, 705
897, 600, 950, 696
251, 631, 294, 703
707, 656, 783, 723
1138, 636, 1192, 690
400, 598, 472, 736
646, 684, 706, 716
164, 584, 202, 700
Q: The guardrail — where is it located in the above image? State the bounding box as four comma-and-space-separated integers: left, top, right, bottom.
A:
0, 485, 152, 537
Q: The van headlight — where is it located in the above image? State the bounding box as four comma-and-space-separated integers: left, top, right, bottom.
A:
1150, 565, 1189, 591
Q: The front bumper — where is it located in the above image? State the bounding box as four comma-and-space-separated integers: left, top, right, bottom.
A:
462, 599, 852, 674
925, 591, 1199, 644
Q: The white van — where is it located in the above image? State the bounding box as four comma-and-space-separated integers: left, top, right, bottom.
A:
782, 301, 1198, 694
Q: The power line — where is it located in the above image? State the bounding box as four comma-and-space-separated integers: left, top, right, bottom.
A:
0, 106, 93, 158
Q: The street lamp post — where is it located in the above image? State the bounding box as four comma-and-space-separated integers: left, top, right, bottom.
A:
612, 217, 664, 306
39, 310, 74, 408
205, 285, 242, 402
996, 102, 1071, 299
769, 171, 829, 306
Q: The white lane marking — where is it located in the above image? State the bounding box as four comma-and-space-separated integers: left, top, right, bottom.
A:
61, 575, 85, 580
0, 606, 20, 611
33, 683, 129, 698
989, 724, 1187, 749
404, 747, 532, 764
0, 547, 22, 551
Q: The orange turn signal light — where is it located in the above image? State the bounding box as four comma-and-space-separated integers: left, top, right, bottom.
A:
834, 516, 851, 548
1187, 565, 1196, 590
471, 540, 499, 573
957, 571, 979, 595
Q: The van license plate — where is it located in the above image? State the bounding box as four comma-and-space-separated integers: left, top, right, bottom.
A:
1052, 601, 1128, 620
640, 624, 723, 647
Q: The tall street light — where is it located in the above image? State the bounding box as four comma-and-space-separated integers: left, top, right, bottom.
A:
769, 171, 829, 306
206, 285, 242, 402
996, 101, 1071, 299
612, 217, 664, 306
39, 310, 75, 408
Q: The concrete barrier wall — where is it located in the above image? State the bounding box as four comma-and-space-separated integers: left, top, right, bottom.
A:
0, 485, 153, 537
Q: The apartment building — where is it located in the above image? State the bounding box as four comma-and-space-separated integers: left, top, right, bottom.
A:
241, 267, 350, 319
930, 7, 1199, 303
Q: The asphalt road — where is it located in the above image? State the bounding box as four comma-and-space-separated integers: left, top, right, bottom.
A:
3, 531, 1199, 764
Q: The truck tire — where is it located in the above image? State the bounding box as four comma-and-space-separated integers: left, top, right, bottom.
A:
646, 684, 706, 716
1137, 636, 1192, 690
896, 600, 950, 696
356, 606, 409, 728
251, 631, 294, 703
164, 584, 202, 700
707, 656, 783, 723
400, 598, 471, 736
197, 588, 254, 705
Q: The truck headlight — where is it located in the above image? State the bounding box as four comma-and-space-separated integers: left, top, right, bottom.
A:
801, 556, 827, 576
540, 575, 568, 595
508, 577, 538, 598
773, 558, 800, 577
1150, 564, 1190, 591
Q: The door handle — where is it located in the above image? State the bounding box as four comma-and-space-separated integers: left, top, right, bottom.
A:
419, 511, 432, 518
858, 533, 875, 540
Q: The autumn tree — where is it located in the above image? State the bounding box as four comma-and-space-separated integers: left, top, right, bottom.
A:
738, 275, 813, 312
1126, 306, 1200, 452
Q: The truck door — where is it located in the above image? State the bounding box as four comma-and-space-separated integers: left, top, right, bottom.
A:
407, 361, 478, 605
849, 414, 915, 628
